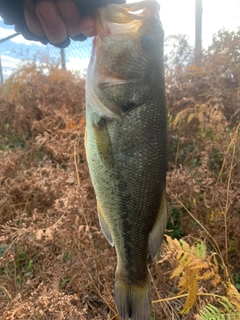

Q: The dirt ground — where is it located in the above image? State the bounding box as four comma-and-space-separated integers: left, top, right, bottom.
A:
0, 61, 240, 319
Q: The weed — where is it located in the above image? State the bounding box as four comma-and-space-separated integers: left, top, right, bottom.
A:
233, 274, 240, 291
60, 278, 70, 288
167, 207, 185, 239
0, 244, 8, 258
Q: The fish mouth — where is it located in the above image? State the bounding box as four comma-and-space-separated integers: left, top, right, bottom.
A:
95, 0, 160, 40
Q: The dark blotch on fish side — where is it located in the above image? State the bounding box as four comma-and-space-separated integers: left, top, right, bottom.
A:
140, 34, 158, 55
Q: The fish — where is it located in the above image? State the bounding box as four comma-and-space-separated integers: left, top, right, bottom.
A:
85, 1, 167, 319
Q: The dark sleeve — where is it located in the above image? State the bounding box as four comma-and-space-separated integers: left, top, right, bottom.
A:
0, 0, 126, 48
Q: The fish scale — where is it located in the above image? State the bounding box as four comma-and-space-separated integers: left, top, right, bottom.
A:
85, 1, 167, 319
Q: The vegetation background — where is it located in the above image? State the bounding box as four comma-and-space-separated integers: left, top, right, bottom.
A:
0, 28, 240, 319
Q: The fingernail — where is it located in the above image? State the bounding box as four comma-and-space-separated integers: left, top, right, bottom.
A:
82, 28, 95, 37
39, 3, 58, 23
24, 5, 45, 37
50, 37, 70, 48
78, 16, 95, 31
71, 34, 87, 41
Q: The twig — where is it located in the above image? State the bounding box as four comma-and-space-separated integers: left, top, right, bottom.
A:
224, 141, 236, 268
0, 285, 12, 301
169, 191, 230, 279
152, 292, 229, 304
148, 266, 172, 318
217, 123, 240, 183
74, 132, 81, 188
79, 257, 118, 318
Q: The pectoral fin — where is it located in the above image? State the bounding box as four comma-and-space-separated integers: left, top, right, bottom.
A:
148, 190, 167, 259
97, 200, 114, 246
92, 115, 114, 169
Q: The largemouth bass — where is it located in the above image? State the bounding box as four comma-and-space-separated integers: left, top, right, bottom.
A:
85, 1, 167, 319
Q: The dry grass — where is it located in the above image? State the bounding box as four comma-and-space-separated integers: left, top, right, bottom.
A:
0, 28, 240, 320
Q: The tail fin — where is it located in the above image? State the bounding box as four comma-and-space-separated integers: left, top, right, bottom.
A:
114, 272, 151, 320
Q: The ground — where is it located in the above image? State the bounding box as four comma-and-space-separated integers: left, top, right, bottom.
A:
0, 60, 240, 319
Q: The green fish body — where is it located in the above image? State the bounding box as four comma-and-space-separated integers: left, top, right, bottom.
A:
85, 1, 167, 319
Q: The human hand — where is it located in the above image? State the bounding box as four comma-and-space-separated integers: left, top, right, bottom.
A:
23, 0, 95, 45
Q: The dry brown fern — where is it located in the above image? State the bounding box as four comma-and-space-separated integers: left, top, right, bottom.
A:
162, 235, 221, 314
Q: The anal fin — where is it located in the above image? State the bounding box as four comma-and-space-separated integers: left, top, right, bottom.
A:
148, 189, 167, 259
97, 201, 114, 246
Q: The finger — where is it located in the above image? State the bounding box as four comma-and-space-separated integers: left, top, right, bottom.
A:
23, 0, 45, 37
36, 0, 67, 44
55, 0, 81, 37
56, 0, 95, 38
78, 16, 96, 37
